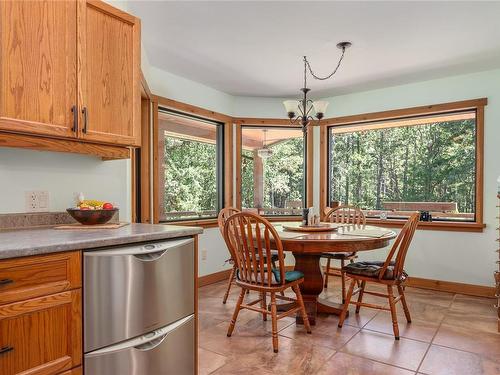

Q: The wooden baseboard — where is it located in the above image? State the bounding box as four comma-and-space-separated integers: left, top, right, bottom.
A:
198, 269, 232, 287
198, 267, 494, 299
320, 264, 494, 298
406, 277, 495, 298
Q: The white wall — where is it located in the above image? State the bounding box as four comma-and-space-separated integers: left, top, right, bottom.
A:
0, 148, 131, 221
149, 66, 234, 116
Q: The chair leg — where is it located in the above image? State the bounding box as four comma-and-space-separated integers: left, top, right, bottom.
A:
293, 285, 311, 334
222, 265, 236, 304
397, 285, 412, 323
270, 292, 279, 353
387, 285, 400, 340
355, 280, 366, 314
338, 279, 356, 328
324, 258, 331, 288
227, 288, 245, 337
260, 292, 267, 321
341, 259, 346, 303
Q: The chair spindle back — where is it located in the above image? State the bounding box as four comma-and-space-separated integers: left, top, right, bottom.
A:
218, 207, 241, 236
223, 212, 286, 287
325, 205, 366, 225
379, 212, 419, 280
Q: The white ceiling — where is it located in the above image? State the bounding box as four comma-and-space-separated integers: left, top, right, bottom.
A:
129, 1, 500, 98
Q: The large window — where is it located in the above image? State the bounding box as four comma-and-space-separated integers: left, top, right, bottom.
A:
240, 126, 305, 216
327, 110, 479, 223
158, 108, 224, 221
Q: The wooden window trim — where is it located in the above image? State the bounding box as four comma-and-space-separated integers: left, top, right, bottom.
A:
152, 95, 233, 224
319, 98, 487, 233
234, 121, 313, 214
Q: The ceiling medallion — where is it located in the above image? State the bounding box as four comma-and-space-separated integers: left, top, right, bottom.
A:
283, 41, 352, 132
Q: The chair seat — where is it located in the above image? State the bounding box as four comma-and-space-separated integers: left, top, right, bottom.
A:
272, 269, 304, 283
236, 269, 303, 285
321, 252, 357, 260
343, 260, 406, 280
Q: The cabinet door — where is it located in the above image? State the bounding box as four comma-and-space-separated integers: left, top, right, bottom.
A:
78, 1, 141, 146
0, 290, 82, 375
0, 0, 78, 138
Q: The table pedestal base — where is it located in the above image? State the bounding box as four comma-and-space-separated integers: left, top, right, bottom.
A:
275, 252, 349, 325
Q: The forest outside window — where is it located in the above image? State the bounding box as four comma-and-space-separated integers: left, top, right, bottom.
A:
327, 110, 480, 224
241, 126, 304, 216
158, 108, 224, 222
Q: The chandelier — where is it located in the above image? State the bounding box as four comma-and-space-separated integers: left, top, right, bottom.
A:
257, 129, 273, 159
283, 42, 351, 132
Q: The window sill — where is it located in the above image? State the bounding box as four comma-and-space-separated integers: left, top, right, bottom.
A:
365, 218, 485, 233
162, 219, 219, 228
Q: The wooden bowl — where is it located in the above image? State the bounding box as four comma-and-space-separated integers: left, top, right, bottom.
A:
67, 208, 118, 225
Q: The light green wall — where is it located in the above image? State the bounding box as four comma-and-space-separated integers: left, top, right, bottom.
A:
313, 68, 500, 286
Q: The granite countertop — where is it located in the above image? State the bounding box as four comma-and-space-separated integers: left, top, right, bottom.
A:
0, 223, 203, 260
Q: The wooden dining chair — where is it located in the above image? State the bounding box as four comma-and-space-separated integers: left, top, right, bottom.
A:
223, 211, 311, 353
218, 207, 242, 304
338, 212, 420, 340
218, 207, 283, 304
322, 205, 366, 302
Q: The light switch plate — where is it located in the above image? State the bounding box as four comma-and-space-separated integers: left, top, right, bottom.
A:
25, 191, 50, 212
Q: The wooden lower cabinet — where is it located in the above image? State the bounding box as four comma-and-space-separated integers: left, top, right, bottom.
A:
0, 288, 82, 375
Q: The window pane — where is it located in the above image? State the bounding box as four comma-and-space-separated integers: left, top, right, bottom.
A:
328, 111, 476, 222
241, 127, 304, 216
158, 110, 223, 221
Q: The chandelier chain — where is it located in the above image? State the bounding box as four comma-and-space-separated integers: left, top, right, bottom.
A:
303, 46, 346, 85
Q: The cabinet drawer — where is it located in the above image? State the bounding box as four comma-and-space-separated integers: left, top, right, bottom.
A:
0, 251, 81, 305
0, 290, 82, 375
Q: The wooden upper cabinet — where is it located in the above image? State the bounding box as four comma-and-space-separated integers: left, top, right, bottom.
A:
0, 0, 141, 149
0, 0, 78, 138
78, 1, 141, 146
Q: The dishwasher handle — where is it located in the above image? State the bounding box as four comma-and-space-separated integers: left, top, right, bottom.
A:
84, 237, 193, 257
86, 315, 194, 357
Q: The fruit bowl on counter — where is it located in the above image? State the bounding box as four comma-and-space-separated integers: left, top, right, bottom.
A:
67, 200, 118, 225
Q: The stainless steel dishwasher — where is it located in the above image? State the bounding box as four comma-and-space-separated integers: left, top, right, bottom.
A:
84, 237, 195, 375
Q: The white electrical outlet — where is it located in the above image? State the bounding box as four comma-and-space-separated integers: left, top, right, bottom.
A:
201, 249, 207, 261
25, 191, 49, 212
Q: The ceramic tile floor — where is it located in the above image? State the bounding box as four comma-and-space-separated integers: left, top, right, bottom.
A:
198, 279, 500, 375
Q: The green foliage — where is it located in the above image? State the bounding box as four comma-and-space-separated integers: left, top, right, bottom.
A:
329, 120, 476, 213
163, 136, 217, 216
241, 138, 304, 209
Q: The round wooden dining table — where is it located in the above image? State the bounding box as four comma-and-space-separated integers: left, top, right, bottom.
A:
273, 222, 396, 325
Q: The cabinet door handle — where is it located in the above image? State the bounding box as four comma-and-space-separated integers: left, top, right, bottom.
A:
0, 346, 14, 355
0, 278, 13, 287
71, 105, 78, 133
82, 107, 88, 134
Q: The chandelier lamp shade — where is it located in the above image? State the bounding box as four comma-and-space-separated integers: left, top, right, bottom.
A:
284, 41, 352, 132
